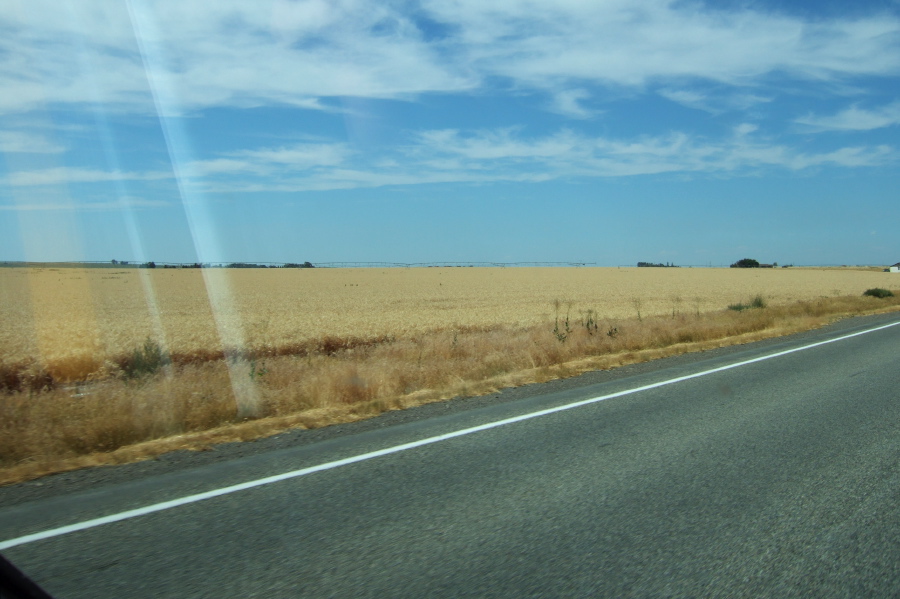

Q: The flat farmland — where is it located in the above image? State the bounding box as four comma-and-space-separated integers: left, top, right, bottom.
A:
0, 266, 894, 371
2, 266, 899, 482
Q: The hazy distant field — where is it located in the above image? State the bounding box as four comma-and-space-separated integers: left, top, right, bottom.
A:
1, 266, 893, 375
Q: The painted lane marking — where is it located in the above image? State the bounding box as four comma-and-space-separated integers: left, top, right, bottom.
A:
2, 319, 899, 551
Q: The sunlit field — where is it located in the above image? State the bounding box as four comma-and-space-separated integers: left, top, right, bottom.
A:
1, 266, 898, 483
1, 266, 893, 375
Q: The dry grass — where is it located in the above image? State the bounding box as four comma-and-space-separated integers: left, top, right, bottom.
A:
1, 266, 899, 484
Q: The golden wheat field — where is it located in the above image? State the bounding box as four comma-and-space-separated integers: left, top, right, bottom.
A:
2, 265, 899, 483
0, 265, 894, 378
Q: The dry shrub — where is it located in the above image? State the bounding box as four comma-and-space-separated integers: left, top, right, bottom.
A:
0, 360, 55, 393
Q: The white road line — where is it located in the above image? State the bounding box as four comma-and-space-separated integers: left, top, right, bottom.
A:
2, 319, 899, 551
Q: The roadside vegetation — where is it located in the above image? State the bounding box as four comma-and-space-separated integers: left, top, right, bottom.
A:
727, 294, 768, 311
1, 284, 898, 485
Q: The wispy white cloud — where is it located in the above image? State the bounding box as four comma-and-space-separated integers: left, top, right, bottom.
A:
0, 131, 65, 154
659, 89, 710, 111
0, 1, 896, 115
187, 142, 351, 177
0, 0, 474, 116
550, 89, 594, 119
0, 197, 170, 211
185, 158, 265, 176
183, 127, 896, 192
7, 167, 172, 186
424, 0, 900, 88
414, 128, 580, 160
795, 102, 900, 131
787, 145, 894, 169
9, 126, 886, 195
232, 143, 351, 167
658, 88, 772, 114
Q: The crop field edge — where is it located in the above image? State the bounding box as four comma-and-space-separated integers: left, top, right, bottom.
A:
1, 293, 898, 487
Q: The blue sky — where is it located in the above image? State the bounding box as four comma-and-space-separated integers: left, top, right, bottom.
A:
1, 0, 898, 266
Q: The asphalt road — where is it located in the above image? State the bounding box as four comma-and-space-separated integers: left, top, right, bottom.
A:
2, 313, 900, 598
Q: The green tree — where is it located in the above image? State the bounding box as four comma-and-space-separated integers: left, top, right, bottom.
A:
730, 258, 760, 268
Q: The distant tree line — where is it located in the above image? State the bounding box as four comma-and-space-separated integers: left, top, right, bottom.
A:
730, 258, 781, 268
637, 261, 679, 268
227, 262, 315, 268
730, 258, 760, 268
111, 260, 315, 269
